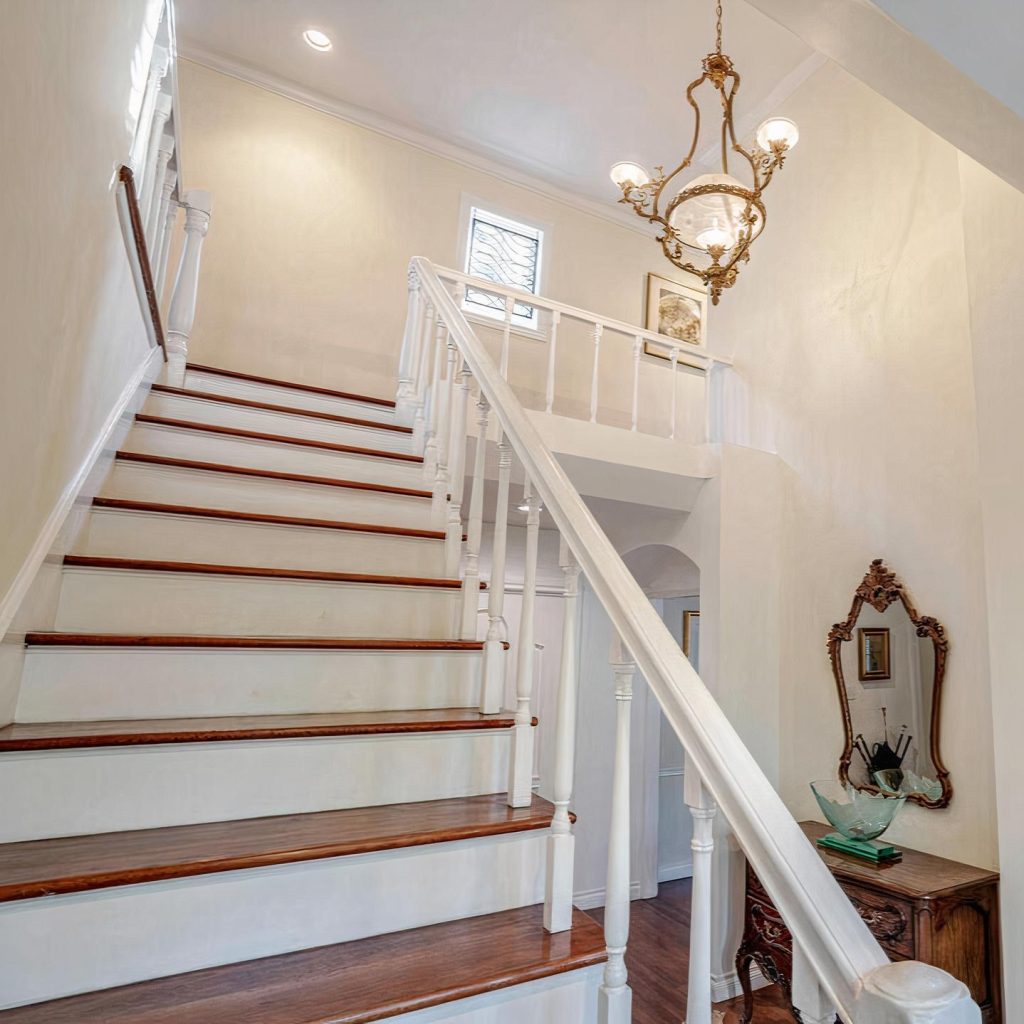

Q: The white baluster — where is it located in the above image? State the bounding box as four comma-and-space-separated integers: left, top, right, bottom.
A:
144, 133, 174, 245
852, 962, 980, 1024
460, 395, 489, 638
131, 45, 169, 174
444, 362, 470, 578
411, 309, 434, 453
152, 167, 177, 303
396, 268, 422, 421
422, 318, 446, 482
669, 346, 679, 440
590, 323, 603, 423
545, 310, 561, 414
544, 537, 581, 933
631, 335, 643, 431
500, 294, 514, 380
480, 437, 512, 714
140, 93, 173, 227
683, 762, 717, 1024
165, 190, 212, 387
507, 478, 540, 808
599, 632, 634, 1024
792, 944, 838, 1024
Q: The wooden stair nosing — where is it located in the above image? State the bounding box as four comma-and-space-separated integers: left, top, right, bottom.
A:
135, 413, 423, 463
90, 498, 448, 540
150, 384, 413, 433
62, 555, 484, 590
0, 794, 556, 903
0, 709, 532, 752
0, 905, 605, 1023
24, 633, 497, 651
115, 451, 432, 498
186, 362, 397, 409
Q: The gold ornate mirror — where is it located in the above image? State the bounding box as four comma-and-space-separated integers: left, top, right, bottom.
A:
827, 560, 952, 808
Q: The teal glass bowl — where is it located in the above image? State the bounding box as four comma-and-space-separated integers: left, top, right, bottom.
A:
873, 768, 943, 803
810, 779, 905, 842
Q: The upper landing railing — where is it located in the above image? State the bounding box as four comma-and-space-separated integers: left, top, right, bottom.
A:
400, 266, 733, 446
396, 256, 981, 1024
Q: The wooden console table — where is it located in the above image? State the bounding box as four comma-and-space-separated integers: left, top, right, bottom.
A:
736, 821, 1001, 1023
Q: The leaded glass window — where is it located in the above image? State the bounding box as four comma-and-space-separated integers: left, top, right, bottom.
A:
463, 207, 542, 325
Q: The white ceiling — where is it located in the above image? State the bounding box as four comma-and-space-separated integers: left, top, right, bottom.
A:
175, 0, 818, 204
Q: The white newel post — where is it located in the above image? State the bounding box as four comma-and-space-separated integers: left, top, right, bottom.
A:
444, 363, 470, 578
683, 763, 717, 1024
145, 133, 174, 245
851, 962, 981, 1024
507, 479, 540, 808
599, 632, 634, 1024
397, 269, 422, 420
543, 537, 581, 933
791, 944, 838, 1024
480, 437, 511, 714
152, 167, 177, 302
165, 190, 212, 388
411, 309, 434, 453
422, 318, 445, 481
140, 93, 173, 226
431, 335, 454, 527
460, 395, 489, 638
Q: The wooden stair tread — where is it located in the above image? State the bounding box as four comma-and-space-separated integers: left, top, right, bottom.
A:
91, 498, 448, 539
186, 362, 397, 408
0, 709, 524, 751
115, 451, 432, 498
24, 633, 491, 651
63, 555, 480, 590
0, 794, 554, 903
150, 384, 412, 433
135, 414, 422, 462
0, 905, 605, 1022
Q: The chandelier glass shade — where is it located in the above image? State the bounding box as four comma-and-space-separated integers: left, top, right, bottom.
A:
610, 2, 798, 304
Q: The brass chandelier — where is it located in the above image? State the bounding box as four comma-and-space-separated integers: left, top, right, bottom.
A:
610, 0, 799, 304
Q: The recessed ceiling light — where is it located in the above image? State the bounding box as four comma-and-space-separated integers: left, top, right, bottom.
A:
302, 28, 332, 51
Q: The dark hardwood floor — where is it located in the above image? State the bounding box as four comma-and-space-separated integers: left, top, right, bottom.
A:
587, 879, 794, 1024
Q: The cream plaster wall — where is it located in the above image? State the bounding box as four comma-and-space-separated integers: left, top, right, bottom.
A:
958, 153, 1024, 1020
0, 1, 156, 719
173, 60, 702, 429
707, 62, 998, 871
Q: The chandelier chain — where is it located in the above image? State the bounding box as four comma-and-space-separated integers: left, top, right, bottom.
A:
715, 0, 723, 53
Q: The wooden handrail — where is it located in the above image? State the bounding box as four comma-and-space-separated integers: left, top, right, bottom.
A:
117, 165, 167, 360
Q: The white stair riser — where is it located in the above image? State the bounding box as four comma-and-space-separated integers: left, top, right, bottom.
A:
77, 509, 446, 575
102, 462, 435, 529
18, 648, 481, 721
0, 730, 511, 842
184, 369, 399, 424
145, 391, 415, 453
0, 831, 545, 1009
126, 421, 425, 488
55, 570, 462, 638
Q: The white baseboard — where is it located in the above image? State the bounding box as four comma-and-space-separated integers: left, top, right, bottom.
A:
0, 346, 163, 641
711, 964, 769, 1003
573, 880, 643, 911
657, 860, 694, 883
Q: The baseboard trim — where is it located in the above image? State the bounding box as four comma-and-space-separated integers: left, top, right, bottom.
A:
573, 880, 643, 911
657, 861, 693, 883
712, 964, 769, 1003
0, 347, 163, 640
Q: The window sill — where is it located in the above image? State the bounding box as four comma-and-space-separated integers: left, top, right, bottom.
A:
463, 310, 547, 343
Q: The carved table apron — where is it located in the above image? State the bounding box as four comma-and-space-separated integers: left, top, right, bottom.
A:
735, 821, 1001, 1023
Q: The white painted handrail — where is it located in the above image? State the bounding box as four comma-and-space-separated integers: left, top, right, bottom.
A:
405, 255, 980, 1024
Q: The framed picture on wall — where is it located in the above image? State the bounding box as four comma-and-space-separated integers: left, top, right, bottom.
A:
857, 627, 891, 681
643, 272, 708, 357
683, 610, 700, 663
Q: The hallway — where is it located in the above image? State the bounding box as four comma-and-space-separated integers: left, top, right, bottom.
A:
587, 879, 793, 1024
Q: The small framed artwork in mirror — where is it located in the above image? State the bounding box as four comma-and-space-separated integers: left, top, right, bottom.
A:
858, 627, 890, 681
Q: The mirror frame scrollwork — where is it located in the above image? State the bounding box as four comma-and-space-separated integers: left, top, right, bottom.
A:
827, 559, 952, 809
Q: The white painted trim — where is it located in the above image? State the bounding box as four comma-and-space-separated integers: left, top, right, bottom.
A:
176, 47, 652, 237
712, 964, 770, 1003
572, 880, 644, 911
0, 347, 163, 641
657, 861, 694, 883
659, 766, 686, 779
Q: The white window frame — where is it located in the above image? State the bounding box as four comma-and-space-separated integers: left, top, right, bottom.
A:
457, 195, 551, 339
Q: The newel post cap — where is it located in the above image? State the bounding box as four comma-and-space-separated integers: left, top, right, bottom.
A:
853, 962, 980, 1024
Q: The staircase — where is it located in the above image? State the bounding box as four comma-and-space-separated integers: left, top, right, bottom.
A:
0, 364, 606, 1019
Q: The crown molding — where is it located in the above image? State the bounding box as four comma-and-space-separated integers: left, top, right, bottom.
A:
177, 44, 653, 237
